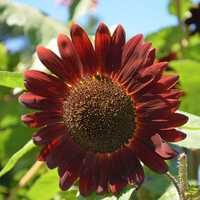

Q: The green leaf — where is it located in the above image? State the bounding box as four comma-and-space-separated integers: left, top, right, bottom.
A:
183, 43, 200, 62
117, 187, 136, 200
0, 140, 36, 177
27, 169, 61, 200
159, 184, 179, 200
159, 181, 198, 200
182, 35, 200, 62
175, 111, 200, 149
0, 43, 8, 70
77, 186, 136, 200
168, 0, 192, 20
0, 71, 24, 89
0, 98, 35, 165
145, 26, 185, 58
69, 0, 81, 20
71, 0, 95, 21
170, 59, 200, 115
136, 163, 178, 200
77, 193, 116, 200
55, 189, 78, 200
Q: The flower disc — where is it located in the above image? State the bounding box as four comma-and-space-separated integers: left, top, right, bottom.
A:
63, 76, 135, 152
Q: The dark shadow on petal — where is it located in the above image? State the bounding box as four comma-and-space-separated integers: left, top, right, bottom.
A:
70, 24, 97, 75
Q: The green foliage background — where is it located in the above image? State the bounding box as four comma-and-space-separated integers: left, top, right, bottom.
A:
0, 0, 200, 199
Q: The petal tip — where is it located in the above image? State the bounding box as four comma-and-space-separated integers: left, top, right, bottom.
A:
36, 45, 45, 54
57, 33, 70, 50
21, 114, 29, 122
96, 22, 109, 33
18, 93, 25, 104
70, 24, 83, 37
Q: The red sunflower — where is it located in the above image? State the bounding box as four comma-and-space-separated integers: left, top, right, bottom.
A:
19, 23, 188, 196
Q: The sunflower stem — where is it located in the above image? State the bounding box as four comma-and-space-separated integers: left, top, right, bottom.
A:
165, 171, 185, 200
175, 0, 188, 52
19, 161, 44, 187
178, 153, 188, 195
175, 0, 183, 30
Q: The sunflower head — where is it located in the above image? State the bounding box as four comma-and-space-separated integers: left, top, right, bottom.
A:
19, 22, 188, 196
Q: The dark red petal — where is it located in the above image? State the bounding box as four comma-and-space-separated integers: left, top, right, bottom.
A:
32, 124, 66, 145
37, 135, 64, 161
125, 61, 167, 96
96, 154, 109, 194
60, 170, 78, 191
158, 75, 179, 89
109, 152, 128, 194
130, 139, 168, 173
135, 91, 181, 104
160, 89, 184, 99
140, 62, 168, 81
127, 73, 155, 95
46, 142, 70, 169
59, 155, 83, 190
145, 75, 179, 95
159, 129, 186, 142
134, 126, 156, 139
151, 134, 177, 159
109, 25, 125, 75
36, 46, 70, 81
136, 99, 174, 114
122, 148, 144, 186
57, 33, 82, 81
50, 142, 80, 170
144, 48, 156, 66
21, 111, 62, 128
138, 107, 171, 121
70, 24, 97, 74
58, 150, 85, 177
95, 23, 111, 74
116, 42, 152, 85
24, 70, 68, 98
19, 92, 62, 110
79, 152, 98, 196
45, 132, 85, 169
138, 105, 184, 127
109, 181, 127, 194
135, 91, 182, 114
121, 34, 144, 67
112, 34, 143, 81
151, 113, 188, 129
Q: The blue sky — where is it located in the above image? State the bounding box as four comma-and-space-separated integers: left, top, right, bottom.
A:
13, 0, 199, 37
15, 0, 179, 36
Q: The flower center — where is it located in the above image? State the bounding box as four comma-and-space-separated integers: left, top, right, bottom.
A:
63, 76, 135, 153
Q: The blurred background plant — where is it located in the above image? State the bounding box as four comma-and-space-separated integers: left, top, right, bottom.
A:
0, 0, 200, 199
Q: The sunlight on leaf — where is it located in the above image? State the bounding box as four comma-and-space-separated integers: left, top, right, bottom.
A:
27, 169, 61, 200
145, 26, 185, 58
168, 0, 192, 20
72, 0, 94, 21
0, 43, 8, 70
170, 59, 200, 115
159, 184, 179, 200
182, 37, 200, 62
0, 140, 36, 177
0, 71, 24, 89
175, 111, 200, 149
77, 187, 136, 200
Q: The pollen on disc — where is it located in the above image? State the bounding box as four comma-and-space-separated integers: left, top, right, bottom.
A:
63, 76, 135, 153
